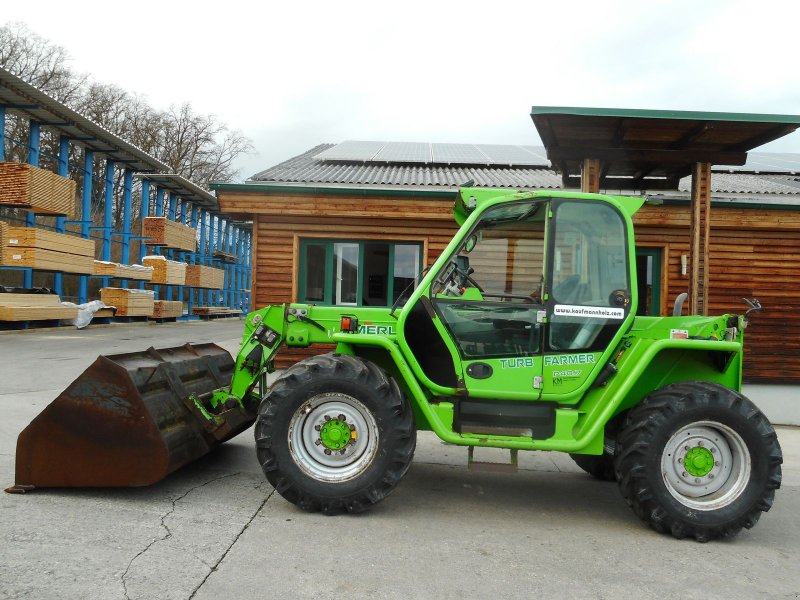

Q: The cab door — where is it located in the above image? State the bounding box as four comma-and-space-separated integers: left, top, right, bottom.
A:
429, 199, 550, 401
542, 199, 633, 400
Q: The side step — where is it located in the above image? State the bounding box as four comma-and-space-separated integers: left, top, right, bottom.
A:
467, 447, 519, 473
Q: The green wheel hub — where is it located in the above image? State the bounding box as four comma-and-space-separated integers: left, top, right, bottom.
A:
684, 446, 715, 477
319, 417, 353, 451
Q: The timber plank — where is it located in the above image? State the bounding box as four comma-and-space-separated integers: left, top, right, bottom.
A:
3, 248, 94, 273
0, 163, 77, 217
5, 227, 95, 256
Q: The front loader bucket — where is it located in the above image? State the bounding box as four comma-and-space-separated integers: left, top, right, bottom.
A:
8, 343, 254, 491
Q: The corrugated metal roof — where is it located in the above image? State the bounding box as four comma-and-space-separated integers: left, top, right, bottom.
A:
250, 144, 562, 189
678, 173, 800, 195
249, 142, 800, 198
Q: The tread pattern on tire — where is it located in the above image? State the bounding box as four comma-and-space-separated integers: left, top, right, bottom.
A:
254, 353, 416, 515
614, 381, 782, 541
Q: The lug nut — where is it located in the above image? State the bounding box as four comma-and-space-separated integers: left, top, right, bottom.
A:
684, 445, 690, 451
678, 458, 683, 464
338, 414, 346, 421
324, 449, 332, 455
682, 471, 688, 478
324, 415, 331, 421
698, 440, 704, 447
708, 474, 715, 479
695, 478, 701, 483
314, 425, 321, 431
314, 439, 321, 446
715, 461, 720, 467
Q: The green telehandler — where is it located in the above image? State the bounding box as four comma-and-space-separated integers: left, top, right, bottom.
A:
9, 187, 782, 542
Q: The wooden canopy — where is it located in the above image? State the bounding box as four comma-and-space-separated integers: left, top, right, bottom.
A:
530, 106, 800, 190
531, 106, 800, 316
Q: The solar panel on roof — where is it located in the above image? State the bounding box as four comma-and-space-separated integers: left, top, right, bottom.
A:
479, 144, 550, 166
313, 141, 386, 161
315, 141, 550, 167
432, 143, 490, 164
373, 142, 430, 162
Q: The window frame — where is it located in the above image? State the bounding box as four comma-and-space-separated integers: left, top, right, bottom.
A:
297, 237, 424, 307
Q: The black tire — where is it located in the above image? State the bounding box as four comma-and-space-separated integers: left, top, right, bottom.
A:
570, 447, 616, 482
615, 381, 782, 541
254, 353, 416, 515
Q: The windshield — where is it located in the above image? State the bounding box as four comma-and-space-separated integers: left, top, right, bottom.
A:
433, 199, 548, 301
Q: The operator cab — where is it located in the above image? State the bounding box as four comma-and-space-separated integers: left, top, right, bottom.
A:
404, 193, 634, 411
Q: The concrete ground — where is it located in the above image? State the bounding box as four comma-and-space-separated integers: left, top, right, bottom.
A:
1, 320, 798, 600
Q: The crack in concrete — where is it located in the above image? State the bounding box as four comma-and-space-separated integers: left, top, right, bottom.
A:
120, 472, 240, 600
186, 485, 275, 600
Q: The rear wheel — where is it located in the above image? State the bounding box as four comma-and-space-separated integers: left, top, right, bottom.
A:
615, 382, 782, 541
255, 354, 416, 514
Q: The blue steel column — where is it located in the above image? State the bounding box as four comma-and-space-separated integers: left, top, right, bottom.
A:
165, 193, 177, 300
150, 186, 164, 300
100, 160, 115, 290
176, 199, 185, 305
246, 231, 253, 312
78, 150, 94, 304
138, 179, 150, 290
120, 169, 133, 288
233, 227, 242, 311
239, 228, 246, 312
223, 220, 232, 308
155, 187, 164, 217
209, 214, 218, 307
53, 135, 70, 297
186, 205, 199, 317
198, 209, 207, 310
218, 216, 225, 308
23, 121, 41, 288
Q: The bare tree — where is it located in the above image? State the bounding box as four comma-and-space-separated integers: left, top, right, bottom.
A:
157, 103, 253, 184
0, 22, 86, 103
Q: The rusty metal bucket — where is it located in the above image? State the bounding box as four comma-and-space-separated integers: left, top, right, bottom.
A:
7, 343, 255, 492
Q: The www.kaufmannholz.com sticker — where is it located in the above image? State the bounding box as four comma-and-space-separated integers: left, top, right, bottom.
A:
553, 305, 624, 319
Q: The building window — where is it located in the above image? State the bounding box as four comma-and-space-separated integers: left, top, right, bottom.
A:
299, 239, 422, 307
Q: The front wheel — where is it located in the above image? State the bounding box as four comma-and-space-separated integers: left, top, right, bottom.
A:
254, 354, 416, 514
615, 382, 782, 541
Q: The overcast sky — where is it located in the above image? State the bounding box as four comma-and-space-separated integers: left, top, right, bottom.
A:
4, 0, 800, 181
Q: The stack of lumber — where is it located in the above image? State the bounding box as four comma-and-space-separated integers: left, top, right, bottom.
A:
100, 288, 155, 317
151, 300, 183, 319
0, 220, 6, 265
0, 292, 79, 322
142, 217, 196, 251
192, 306, 238, 316
0, 163, 77, 217
143, 255, 187, 285
185, 264, 225, 289
212, 249, 237, 263
2, 226, 95, 273
93, 261, 154, 281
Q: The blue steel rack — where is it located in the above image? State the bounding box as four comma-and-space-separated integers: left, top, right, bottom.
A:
0, 67, 252, 324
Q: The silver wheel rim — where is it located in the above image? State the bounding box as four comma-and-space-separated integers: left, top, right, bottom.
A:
288, 392, 379, 483
661, 420, 751, 511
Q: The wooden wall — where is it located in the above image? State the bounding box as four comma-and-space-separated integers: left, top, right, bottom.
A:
219, 190, 800, 383
634, 203, 800, 383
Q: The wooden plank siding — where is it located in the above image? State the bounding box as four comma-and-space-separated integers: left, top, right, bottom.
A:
219, 190, 800, 382
633, 204, 800, 383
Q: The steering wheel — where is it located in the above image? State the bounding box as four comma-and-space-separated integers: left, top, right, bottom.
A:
456, 267, 484, 292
